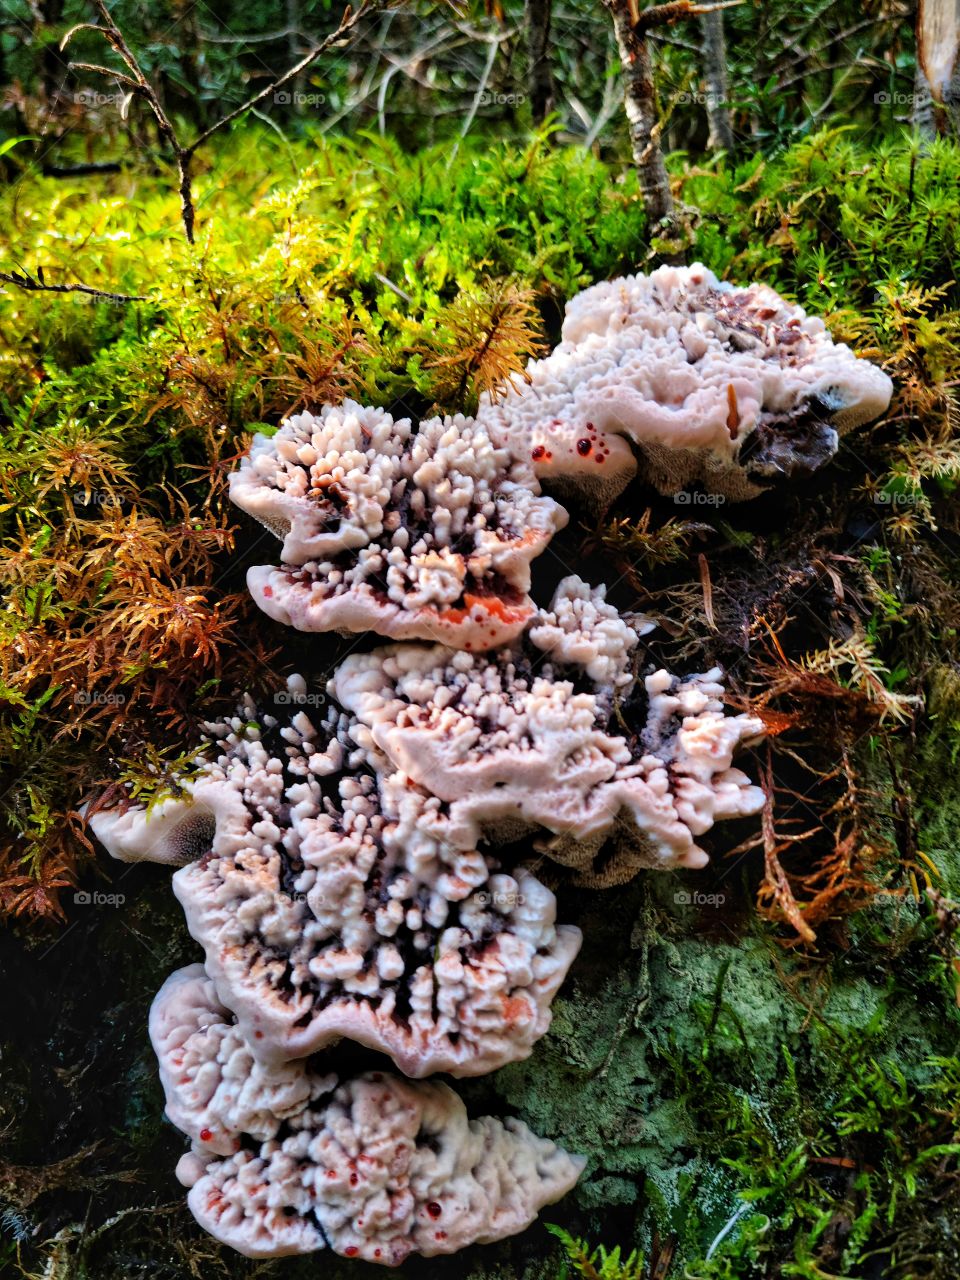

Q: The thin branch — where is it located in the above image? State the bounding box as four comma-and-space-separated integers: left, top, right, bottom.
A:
0, 270, 144, 303
199, 26, 311, 45
631, 0, 741, 34
67, 62, 142, 91
188, 4, 373, 152
450, 33, 498, 161
64, 0, 378, 244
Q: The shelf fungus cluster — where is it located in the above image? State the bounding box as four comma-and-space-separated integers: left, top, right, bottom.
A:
90, 580, 762, 1258
87, 266, 863, 1264
477, 262, 893, 504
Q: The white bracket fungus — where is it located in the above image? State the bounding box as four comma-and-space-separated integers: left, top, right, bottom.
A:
230, 401, 568, 649
153, 966, 585, 1263
478, 263, 893, 504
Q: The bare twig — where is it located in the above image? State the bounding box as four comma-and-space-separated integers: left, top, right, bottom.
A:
63, 0, 377, 243
451, 34, 498, 161
759, 747, 817, 944
189, 6, 372, 151
0, 269, 144, 303
631, 0, 740, 34
199, 25, 311, 45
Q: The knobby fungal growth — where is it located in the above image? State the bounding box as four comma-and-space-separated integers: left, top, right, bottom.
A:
152, 966, 585, 1262
230, 401, 568, 649
333, 576, 766, 885
91, 676, 582, 1078
90, 557, 763, 1256
478, 263, 893, 505
87, 289, 783, 1255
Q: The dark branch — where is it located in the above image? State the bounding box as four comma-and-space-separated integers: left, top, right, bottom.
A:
0, 270, 144, 304
42, 162, 123, 177
631, 0, 740, 33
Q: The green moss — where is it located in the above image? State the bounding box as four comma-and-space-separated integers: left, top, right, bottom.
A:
483, 853, 960, 1275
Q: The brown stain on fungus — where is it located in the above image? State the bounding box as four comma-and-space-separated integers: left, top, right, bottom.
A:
726, 384, 740, 439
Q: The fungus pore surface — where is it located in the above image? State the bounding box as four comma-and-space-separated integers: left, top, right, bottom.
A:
477, 262, 893, 504
333, 576, 765, 886
230, 401, 568, 649
92, 676, 582, 1076
153, 966, 584, 1264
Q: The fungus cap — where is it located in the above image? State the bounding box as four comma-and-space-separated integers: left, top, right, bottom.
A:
232, 403, 568, 649
154, 967, 585, 1263
479, 263, 893, 503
